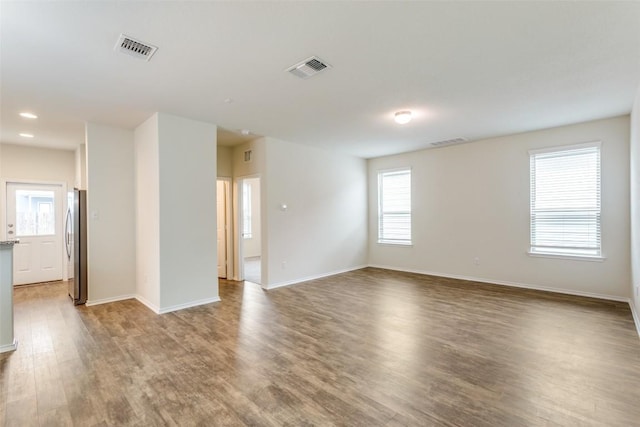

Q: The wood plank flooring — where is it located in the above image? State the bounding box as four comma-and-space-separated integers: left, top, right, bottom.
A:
1, 267, 640, 426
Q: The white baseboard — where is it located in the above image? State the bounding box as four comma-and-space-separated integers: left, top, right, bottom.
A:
157, 296, 221, 314
367, 264, 630, 303
86, 293, 220, 315
136, 295, 222, 315
135, 294, 160, 314
86, 294, 136, 307
0, 339, 18, 353
629, 300, 640, 339
265, 264, 368, 290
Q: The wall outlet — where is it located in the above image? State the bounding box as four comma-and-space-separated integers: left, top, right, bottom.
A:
474, 257, 480, 266
281, 261, 287, 269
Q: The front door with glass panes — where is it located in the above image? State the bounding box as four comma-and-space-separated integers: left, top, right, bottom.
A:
6, 182, 63, 285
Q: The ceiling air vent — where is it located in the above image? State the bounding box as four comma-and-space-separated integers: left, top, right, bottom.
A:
286, 56, 331, 79
115, 34, 158, 61
429, 137, 468, 148
244, 150, 252, 163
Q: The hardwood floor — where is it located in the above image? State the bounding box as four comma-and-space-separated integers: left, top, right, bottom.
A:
1, 268, 640, 426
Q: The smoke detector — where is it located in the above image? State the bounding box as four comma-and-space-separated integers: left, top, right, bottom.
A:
115, 34, 158, 61
286, 56, 331, 79
429, 137, 468, 148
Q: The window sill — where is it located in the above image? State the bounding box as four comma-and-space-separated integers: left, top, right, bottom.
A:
377, 241, 413, 247
527, 252, 606, 262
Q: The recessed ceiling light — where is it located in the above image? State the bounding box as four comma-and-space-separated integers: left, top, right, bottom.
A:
394, 111, 412, 125
19, 112, 38, 119
19, 133, 34, 138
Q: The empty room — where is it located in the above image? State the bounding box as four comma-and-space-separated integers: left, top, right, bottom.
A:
1, 1, 640, 426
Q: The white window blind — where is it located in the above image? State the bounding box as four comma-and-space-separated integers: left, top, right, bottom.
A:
378, 168, 411, 245
529, 143, 601, 257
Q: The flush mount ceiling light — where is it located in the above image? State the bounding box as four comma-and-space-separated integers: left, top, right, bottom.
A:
19, 133, 34, 138
394, 111, 413, 124
19, 112, 38, 119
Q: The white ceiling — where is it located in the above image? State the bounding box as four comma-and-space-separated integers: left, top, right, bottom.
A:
1, 1, 639, 158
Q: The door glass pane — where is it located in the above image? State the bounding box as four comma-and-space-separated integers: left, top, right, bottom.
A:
15, 189, 55, 236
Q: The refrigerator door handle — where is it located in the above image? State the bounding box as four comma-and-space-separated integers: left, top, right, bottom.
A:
64, 208, 72, 260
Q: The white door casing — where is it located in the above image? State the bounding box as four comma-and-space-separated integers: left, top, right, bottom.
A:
6, 182, 64, 285
216, 180, 228, 278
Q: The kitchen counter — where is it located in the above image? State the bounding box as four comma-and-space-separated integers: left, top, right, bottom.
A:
0, 240, 17, 353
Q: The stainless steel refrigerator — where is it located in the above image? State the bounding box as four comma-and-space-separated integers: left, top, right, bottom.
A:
67, 189, 87, 305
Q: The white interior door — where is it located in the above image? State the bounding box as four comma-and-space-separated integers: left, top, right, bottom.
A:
216, 180, 228, 278
6, 183, 63, 285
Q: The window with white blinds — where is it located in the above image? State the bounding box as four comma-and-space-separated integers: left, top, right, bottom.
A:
378, 168, 411, 245
529, 142, 601, 257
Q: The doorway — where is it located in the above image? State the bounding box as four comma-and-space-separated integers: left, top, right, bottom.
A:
216, 179, 231, 279
239, 177, 261, 284
5, 182, 65, 285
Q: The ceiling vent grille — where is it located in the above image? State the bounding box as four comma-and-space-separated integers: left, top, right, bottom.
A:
115, 34, 158, 61
429, 137, 468, 148
287, 56, 331, 79
244, 150, 253, 163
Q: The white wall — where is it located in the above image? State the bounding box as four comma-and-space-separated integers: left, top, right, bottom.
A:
630, 90, 640, 318
0, 143, 75, 189
85, 123, 136, 303
0, 144, 2, 230
75, 144, 87, 189
133, 113, 219, 313
264, 137, 368, 288
230, 137, 368, 288
134, 114, 160, 310
369, 116, 631, 300
157, 113, 218, 311
217, 145, 233, 178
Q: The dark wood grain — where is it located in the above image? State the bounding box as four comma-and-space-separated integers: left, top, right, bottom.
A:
1, 268, 639, 426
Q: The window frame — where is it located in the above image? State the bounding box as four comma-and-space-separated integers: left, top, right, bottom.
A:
528, 141, 603, 261
377, 167, 412, 246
